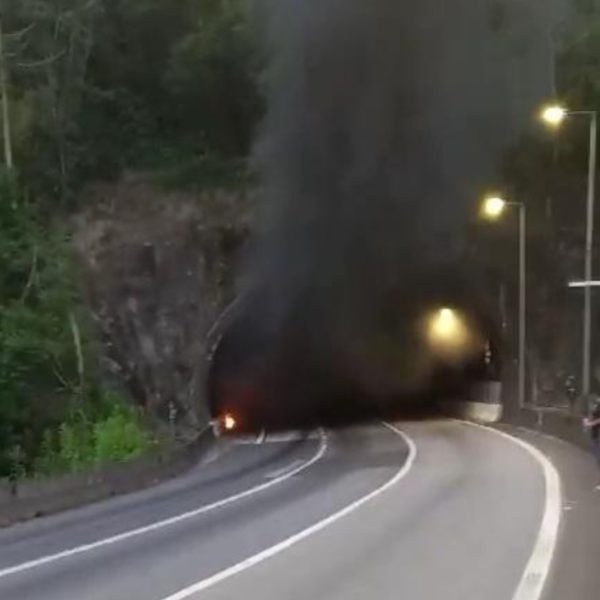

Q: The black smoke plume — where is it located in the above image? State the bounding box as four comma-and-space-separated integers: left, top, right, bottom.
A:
210, 0, 568, 428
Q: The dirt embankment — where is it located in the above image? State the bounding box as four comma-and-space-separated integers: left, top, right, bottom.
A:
73, 176, 254, 434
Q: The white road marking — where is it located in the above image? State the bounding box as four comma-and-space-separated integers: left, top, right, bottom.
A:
231, 430, 314, 445
201, 448, 222, 466
460, 421, 562, 600
231, 436, 262, 446
159, 422, 417, 600
265, 431, 315, 443
0, 430, 327, 580
265, 460, 305, 480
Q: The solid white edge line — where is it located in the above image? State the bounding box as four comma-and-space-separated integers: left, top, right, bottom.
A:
159, 422, 417, 600
265, 460, 305, 480
0, 430, 328, 580
460, 420, 562, 600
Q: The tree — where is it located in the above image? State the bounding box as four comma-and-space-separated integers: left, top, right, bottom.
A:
1, 0, 263, 197
16, 1, 99, 200
0, 16, 36, 171
0, 18, 14, 170
166, 0, 263, 157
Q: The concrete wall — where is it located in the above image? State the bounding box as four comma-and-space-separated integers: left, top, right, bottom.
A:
0, 429, 214, 528
453, 401, 503, 423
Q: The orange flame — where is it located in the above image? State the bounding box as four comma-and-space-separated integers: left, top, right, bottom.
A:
223, 414, 237, 431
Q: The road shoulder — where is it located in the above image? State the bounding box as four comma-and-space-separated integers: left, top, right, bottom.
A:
498, 425, 600, 600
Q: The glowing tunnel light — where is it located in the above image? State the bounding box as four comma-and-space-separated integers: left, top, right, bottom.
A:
427, 308, 468, 349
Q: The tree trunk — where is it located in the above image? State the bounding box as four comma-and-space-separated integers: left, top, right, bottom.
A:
0, 19, 14, 171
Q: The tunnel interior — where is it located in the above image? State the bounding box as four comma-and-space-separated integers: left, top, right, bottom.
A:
207, 280, 504, 435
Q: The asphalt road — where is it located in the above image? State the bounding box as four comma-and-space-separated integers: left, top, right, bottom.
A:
0, 419, 594, 600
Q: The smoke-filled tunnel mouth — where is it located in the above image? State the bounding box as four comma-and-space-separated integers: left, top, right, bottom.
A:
212, 388, 479, 436
208, 0, 560, 436
207, 299, 503, 435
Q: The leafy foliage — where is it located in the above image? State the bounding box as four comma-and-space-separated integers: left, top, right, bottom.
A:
34, 400, 152, 476
0, 177, 152, 477
2, 0, 263, 198
93, 403, 151, 464
166, 0, 263, 157
0, 0, 260, 478
0, 180, 77, 475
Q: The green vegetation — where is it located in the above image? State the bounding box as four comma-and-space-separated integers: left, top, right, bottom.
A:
33, 401, 151, 477
0, 176, 150, 478
0, 0, 262, 479
0, 178, 79, 476
1, 0, 262, 201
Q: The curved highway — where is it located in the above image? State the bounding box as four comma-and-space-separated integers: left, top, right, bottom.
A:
0, 419, 592, 600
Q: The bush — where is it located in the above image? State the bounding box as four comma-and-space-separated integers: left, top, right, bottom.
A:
93, 404, 151, 463
0, 178, 149, 478
34, 401, 152, 477
0, 182, 82, 476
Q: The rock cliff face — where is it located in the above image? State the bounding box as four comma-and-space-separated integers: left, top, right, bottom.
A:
73, 177, 253, 434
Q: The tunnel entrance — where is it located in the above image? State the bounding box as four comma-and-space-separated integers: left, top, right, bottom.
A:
206, 294, 503, 435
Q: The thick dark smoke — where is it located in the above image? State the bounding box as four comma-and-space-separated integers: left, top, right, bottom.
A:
212, 0, 569, 426
252, 0, 566, 277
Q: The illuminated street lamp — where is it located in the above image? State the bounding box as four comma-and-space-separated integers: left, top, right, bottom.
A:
540, 104, 567, 128
481, 196, 507, 220
482, 195, 527, 409
541, 103, 598, 399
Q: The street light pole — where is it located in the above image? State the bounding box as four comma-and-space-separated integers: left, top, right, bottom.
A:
518, 203, 527, 409
541, 106, 598, 402
583, 111, 597, 398
482, 196, 527, 409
